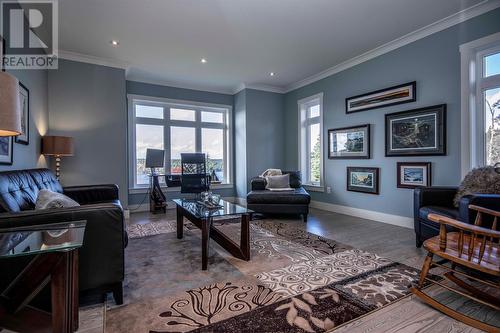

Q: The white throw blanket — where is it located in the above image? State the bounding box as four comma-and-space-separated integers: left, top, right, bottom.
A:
260, 168, 282, 177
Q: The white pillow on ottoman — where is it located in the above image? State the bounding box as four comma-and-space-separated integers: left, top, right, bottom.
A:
265, 174, 293, 191
35, 189, 80, 210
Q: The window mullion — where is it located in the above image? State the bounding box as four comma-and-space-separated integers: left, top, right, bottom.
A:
165, 107, 171, 174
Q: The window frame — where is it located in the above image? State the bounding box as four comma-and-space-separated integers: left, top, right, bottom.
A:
298, 93, 324, 191
460, 32, 500, 177
127, 94, 233, 190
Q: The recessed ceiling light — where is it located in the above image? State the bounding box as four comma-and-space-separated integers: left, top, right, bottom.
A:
110, 40, 119, 47
201, 58, 207, 63
269, 72, 275, 76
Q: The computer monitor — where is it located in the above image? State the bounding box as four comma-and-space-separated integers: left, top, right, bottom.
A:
145, 149, 164, 168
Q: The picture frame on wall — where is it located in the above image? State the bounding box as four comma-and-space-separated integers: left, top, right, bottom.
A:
15, 82, 29, 145
0, 137, 13, 165
345, 81, 416, 114
346, 166, 379, 194
328, 124, 370, 159
385, 104, 446, 157
397, 162, 431, 189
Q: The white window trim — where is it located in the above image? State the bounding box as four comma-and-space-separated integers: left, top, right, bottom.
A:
460, 32, 500, 177
127, 94, 233, 190
298, 92, 324, 191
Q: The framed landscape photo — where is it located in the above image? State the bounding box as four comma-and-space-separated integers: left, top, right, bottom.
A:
385, 104, 446, 156
346, 166, 379, 194
328, 124, 370, 159
397, 162, 431, 189
15, 82, 29, 145
346, 81, 416, 114
0, 137, 13, 165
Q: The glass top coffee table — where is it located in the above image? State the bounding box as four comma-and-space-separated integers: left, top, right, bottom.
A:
173, 199, 253, 270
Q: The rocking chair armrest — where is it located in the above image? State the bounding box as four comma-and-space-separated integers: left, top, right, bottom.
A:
469, 204, 500, 218
428, 213, 500, 238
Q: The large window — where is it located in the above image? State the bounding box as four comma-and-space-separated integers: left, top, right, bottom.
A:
298, 93, 323, 188
461, 33, 500, 174
128, 96, 232, 188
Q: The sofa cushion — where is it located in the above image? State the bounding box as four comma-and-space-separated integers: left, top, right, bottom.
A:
247, 187, 311, 205
265, 174, 291, 190
419, 205, 460, 224
35, 189, 80, 210
0, 169, 62, 213
283, 171, 302, 188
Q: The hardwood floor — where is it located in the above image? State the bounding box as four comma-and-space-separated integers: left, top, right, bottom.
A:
77, 207, 499, 333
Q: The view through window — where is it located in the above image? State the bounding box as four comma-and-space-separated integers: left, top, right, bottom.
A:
299, 94, 323, 187
484, 51, 500, 166
130, 99, 231, 187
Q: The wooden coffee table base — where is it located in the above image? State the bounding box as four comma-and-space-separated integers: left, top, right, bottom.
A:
176, 205, 251, 270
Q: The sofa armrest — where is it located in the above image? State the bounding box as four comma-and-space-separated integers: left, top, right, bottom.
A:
459, 194, 500, 224
414, 186, 458, 210
63, 184, 119, 205
250, 177, 267, 191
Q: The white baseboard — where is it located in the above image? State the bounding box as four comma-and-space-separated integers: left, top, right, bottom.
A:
309, 200, 413, 229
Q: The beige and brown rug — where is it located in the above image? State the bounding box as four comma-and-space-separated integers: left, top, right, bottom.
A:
108, 218, 427, 332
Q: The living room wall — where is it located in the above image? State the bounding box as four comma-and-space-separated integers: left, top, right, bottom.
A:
48, 59, 128, 206
283, 7, 500, 220
0, 69, 49, 172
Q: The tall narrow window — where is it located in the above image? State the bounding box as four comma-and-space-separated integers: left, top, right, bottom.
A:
298, 93, 323, 188
461, 34, 500, 174
129, 97, 232, 188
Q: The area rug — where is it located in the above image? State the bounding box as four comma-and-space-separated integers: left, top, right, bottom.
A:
107, 218, 426, 332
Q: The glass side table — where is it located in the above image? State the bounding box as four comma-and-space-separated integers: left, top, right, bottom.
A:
0, 221, 86, 333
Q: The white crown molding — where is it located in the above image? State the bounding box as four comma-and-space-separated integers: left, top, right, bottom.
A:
233, 83, 285, 94
58, 49, 130, 70
126, 76, 235, 95
285, 0, 500, 93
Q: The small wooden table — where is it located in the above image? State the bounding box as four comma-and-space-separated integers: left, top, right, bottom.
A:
0, 221, 86, 333
173, 199, 253, 270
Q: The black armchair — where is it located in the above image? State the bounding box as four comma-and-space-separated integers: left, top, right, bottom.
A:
414, 186, 500, 247
0, 169, 127, 304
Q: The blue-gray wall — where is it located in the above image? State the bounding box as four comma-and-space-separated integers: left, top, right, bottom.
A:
48, 59, 128, 205
234, 89, 247, 198
0, 69, 49, 172
284, 8, 500, 218
126, 80, 235, 205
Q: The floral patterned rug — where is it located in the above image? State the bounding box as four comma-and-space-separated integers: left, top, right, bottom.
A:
108, 218, 425, 332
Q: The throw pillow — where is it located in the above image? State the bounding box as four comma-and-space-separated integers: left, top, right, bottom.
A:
265, 174, 293, 191
35, 189, 80, 210
453, 166, 500, 207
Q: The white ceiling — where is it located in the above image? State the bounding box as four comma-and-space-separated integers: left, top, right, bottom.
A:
57, 0, 494, 94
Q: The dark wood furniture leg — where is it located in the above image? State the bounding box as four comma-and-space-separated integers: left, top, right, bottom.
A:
177, 205, 184, 239
241, 213, 250, 261
201, 217, 212, 270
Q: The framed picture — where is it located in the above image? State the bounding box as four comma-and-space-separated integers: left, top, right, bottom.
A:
328, 124, 370, 159
397, 162, 431, 189
0, 137, 13, 165
346, 166, 379, 194
385, 104, 446, 156
346, 81, 416, 113
15, 82, 29, 145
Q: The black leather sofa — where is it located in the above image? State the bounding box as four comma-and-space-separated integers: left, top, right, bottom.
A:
414, 186, 500, 248
0, 168, 127, 304
247, 171, 311, 222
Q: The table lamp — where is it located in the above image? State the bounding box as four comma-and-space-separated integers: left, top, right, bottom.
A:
42, 136, 74, 180
0, 72, 22, 136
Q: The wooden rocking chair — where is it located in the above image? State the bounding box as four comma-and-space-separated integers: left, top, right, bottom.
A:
411, 204, 500, 333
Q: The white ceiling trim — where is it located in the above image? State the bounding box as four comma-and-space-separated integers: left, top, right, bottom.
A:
125, 77, 235, 95
284, 0, 500, 93
58, 49, 130, 70
233, 83, 285, 95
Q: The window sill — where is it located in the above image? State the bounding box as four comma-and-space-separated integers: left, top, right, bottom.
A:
129, 183, 234, 194
303, 184, 324, 192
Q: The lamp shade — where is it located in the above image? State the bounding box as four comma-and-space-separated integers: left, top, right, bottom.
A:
145, 148, 164, 168
0, 72, 22, 136
42, 136, 74, 156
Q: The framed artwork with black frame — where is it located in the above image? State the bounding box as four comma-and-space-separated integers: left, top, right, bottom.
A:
0, 137, 13, 165
346, 81, 416, 114
346, 166, 379, 194
15, 82, 29, 145
385, 104, 446, 157
397, 162, 431, 189
328, 124, 370, 159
